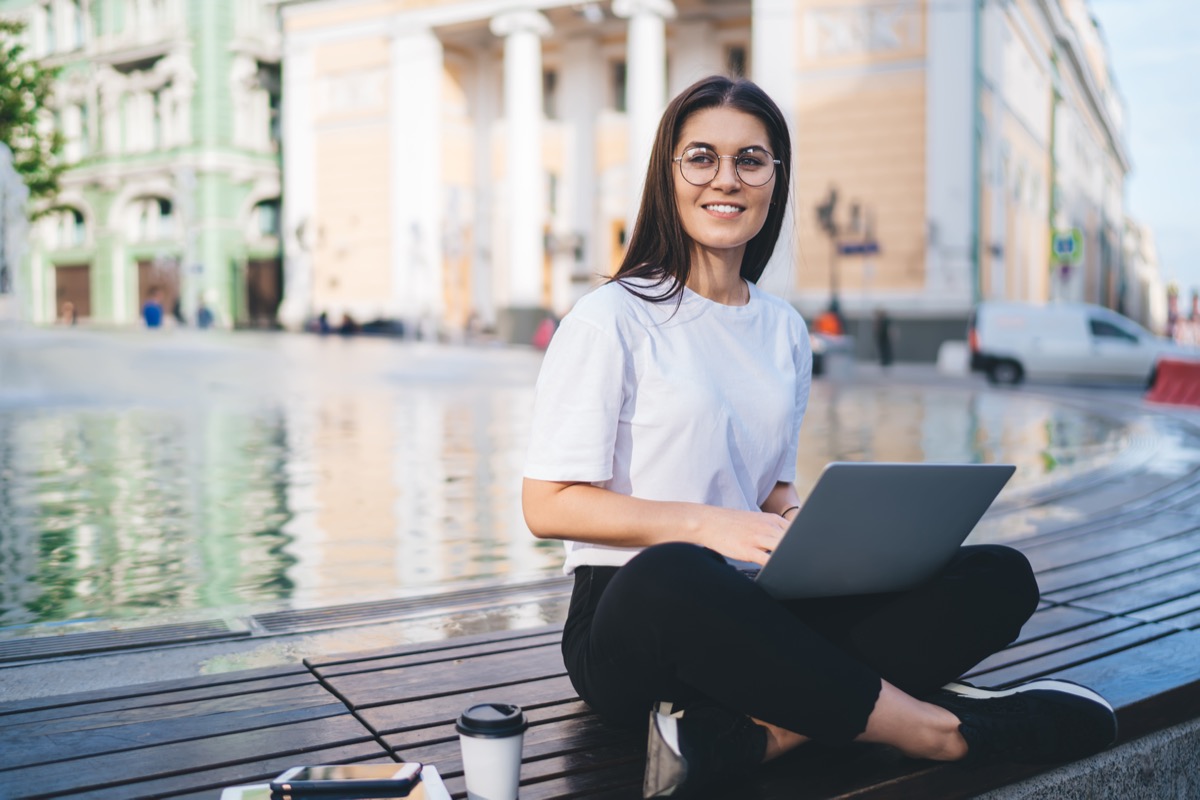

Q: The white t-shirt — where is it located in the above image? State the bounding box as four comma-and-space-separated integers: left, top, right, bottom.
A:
524, 277, 813, 573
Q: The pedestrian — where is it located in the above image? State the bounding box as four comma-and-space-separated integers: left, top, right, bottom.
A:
522, 75, 1117, 798
874, 308, 894, 368
196, 295, 214, 329
142, 287, 164, 328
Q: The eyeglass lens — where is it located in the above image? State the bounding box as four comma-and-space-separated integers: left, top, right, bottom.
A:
678, 147, 775, 187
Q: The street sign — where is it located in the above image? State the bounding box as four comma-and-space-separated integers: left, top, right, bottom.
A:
1051, 228, 1083, 265
837, 240, 880, 256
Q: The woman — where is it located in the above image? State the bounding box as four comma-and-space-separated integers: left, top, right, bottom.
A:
523, 76, 1116, 798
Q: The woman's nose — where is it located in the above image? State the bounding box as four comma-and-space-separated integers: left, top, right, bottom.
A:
710, 156, 741, 190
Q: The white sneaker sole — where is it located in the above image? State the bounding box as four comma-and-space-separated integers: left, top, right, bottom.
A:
942, 679, 1114, 712
644, 702, 686, 798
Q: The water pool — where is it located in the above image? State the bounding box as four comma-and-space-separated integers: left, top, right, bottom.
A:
0, 328, 1134, 634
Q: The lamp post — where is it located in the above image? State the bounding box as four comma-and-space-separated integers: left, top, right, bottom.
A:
815, 186, 839, 309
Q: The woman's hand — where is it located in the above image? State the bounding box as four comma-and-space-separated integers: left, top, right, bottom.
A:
694, 506, 790, 566
523, 478, 798, 566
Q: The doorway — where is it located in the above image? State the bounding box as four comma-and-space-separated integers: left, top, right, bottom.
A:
138, 258, 181, 322
246, 258, 282, 327
55, 264, 91, 320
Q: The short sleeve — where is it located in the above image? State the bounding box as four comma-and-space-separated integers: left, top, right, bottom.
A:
524, 313, 628, 483
777, 319, 813, 484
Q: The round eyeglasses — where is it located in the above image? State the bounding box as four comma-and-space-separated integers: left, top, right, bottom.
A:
673, 146, 780, 187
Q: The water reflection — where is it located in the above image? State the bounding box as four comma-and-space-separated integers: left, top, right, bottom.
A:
0, 329, 1133, 631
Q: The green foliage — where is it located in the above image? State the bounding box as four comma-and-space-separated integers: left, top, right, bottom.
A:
0, 17, 63, 211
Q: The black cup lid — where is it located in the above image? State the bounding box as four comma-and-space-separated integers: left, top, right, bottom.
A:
456, 702, 529, 738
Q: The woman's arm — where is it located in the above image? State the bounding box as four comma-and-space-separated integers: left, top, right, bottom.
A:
762, 481, 803, 522
523, 478, 789, 566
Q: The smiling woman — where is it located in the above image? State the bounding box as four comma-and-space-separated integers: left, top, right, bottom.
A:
520, 75, 1118, 799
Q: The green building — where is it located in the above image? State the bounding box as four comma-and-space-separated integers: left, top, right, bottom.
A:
1, 0, 282, 326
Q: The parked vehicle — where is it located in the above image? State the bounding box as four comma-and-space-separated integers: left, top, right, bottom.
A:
968, 301, 1200, 386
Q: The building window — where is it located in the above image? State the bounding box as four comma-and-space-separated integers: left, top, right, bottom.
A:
42, 2, 56, 55
255, 200, 280, 238
127, 197, 175, 242
69, 208, 85, 246
543, 69, 558, 119
69, 0, 85, 49
268, 87, 281, 148
152, 88, 165, 150
726, 45, 747, 78
43, 207, 87, 249
611, 60, 627, 112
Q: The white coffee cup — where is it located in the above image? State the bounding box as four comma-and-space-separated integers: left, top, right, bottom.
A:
456, 702, 528, 800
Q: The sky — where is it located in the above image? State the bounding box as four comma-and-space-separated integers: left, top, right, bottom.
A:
1089, 0, 1200, 294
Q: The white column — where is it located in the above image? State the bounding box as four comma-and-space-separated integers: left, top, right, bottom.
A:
560, 35, 603, 312
751, 0, 799, 298
389, 26, 445, 330
668, 19, 719, 98
470, 51, 499, 328
277, 45, 315, 330
490, 9, 551, 315
613, 0, 675, 234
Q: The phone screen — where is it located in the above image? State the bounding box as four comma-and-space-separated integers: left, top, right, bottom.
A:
285, 765, 413, 782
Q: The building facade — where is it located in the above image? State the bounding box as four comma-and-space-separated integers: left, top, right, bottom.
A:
278, 0, 1135, 354
1, 0, 283, 327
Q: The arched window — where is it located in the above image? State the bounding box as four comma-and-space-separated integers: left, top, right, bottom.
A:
126, 196, 175, 242
41, 207, 87, 250
253, 199, 281, 238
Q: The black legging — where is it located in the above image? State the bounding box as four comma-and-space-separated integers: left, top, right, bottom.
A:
562, 542, 1038, 743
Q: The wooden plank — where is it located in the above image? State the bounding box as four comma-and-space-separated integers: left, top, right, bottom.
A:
1126, 593, 1200, 626
0, 664, 310, 717
965, 616, 1140, 679
0, 714, 384, 800
305, 625, 563, 670
0, 620, 248, 664
36, 743, 390, 800
1044, 629, 1200, 740
1009, 605, 1109, 644
309, 632, 563, 679
1147, 607, 1200, 630
1035, 530, 1200, 595
1041, 550, 1200, 604
439, 740, 646, 800
967, 621, 1178, 688
318, 642, 567, 711
389, 708, 637, 778
1021, 516, 1199, 573
1066, 566, 1200, 616
0, 682, 347, 770
366, 675, 579, 737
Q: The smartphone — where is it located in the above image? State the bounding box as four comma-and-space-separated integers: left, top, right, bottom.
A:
269, 762, 422, 798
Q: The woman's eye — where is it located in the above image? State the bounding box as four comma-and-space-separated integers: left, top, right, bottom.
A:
737, 154, 766, 169
686, 150, 716, 165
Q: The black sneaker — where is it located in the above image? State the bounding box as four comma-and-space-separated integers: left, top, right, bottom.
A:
643, 700, 767, 798
930, 679, 1118, 765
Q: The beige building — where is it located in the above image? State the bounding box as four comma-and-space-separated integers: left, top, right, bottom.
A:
277, 0, 1136, 356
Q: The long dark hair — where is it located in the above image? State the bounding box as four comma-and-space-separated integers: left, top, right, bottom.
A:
612, 75, 792, 303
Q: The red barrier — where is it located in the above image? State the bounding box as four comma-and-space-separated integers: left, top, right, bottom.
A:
1145, 358, 1200, 407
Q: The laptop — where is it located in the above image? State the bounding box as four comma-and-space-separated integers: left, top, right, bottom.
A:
753, 462, 1015, 599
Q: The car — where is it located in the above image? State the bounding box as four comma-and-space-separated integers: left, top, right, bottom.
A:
967, 301, 1200, 386
810, 331, 854, 377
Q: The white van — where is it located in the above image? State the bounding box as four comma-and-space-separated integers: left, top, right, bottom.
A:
967, 301, 1199, 386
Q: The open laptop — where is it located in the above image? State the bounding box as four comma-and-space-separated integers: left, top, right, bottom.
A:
753, 462, 1015, 599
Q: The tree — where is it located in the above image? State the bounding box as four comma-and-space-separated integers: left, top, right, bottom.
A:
0, 17, 63, 211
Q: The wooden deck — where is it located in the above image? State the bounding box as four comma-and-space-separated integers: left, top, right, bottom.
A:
3, 396, 1200, 798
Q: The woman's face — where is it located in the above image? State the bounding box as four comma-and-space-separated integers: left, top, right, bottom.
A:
672, 106, 776, 268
